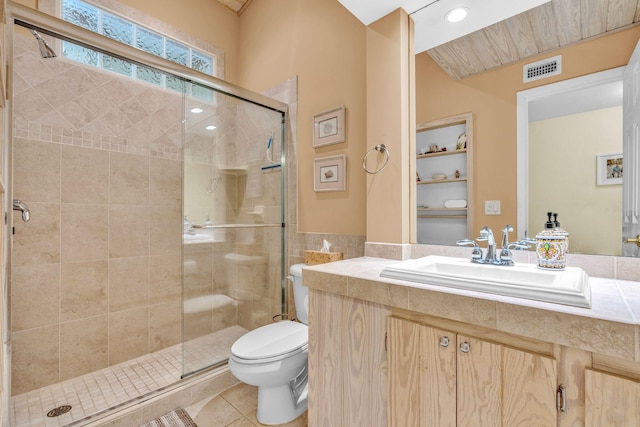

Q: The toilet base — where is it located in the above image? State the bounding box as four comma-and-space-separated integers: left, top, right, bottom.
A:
256, 383, 308, 425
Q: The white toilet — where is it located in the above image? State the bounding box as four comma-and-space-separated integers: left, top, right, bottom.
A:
229, 264, 309, 425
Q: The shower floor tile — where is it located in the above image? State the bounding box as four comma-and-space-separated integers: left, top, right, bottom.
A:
11, 325, 247, 427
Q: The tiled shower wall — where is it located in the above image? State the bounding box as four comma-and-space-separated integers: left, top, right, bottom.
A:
10, 30, 185, 396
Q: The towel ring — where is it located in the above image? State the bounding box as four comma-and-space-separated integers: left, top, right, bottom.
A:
362, 144, 390, 174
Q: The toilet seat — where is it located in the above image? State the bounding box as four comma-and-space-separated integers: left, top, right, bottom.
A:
231, 321, 308, 364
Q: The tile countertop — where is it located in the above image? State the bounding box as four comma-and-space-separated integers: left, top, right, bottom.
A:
302, 256, 640, 363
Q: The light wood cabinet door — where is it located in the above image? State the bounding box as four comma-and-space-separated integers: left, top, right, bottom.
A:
388, 317, 456, 427
389, 317, 558, 427
456, 335, 502, 426
585, 369, 640, 427
502, 346, 557, 427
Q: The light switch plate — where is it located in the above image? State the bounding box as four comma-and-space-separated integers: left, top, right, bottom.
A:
485, 200, 501, 215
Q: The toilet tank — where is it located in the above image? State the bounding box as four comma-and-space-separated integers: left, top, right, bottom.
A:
290, 264, 309, 325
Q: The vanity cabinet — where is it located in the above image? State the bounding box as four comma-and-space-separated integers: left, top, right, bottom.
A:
416, 113, 473, 245
585, 369, 640, 426
387, 317, 557, 427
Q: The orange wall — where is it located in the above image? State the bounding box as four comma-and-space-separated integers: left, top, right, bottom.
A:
416, 26, 640, 237
237, 0, 367, 235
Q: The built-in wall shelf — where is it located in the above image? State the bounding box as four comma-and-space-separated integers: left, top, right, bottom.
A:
417, 148, 467, 160
417, 177, 467, 185
218, 165, 248, 176
415, 113, 474, 244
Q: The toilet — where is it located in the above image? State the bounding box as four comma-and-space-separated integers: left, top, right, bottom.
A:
228, 264, 309, 425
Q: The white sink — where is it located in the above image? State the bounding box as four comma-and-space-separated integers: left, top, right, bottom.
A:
380, 256, 591, 308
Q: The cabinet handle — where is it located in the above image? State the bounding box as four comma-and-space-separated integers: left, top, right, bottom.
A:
439, 336, 449, 347
556, 384, 566, 413
460, 341, 470, 353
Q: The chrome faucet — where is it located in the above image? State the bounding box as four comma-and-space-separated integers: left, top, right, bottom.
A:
457, 225, 534, 266
13, 200, 30, 222
477, 226, 497, 264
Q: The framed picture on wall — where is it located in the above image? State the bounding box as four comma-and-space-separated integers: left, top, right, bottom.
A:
313, 105, 345, 148
596, 153, 623, 186
314, 154, 346, 192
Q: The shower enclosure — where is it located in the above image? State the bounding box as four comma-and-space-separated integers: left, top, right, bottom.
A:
8, 4, 286, 426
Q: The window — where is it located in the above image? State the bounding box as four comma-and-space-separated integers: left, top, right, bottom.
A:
61, 0, 215, 99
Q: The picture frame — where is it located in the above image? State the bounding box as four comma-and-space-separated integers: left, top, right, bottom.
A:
313, 105, 345, 148
314, 154, 346, 192
596, 153, 623, 186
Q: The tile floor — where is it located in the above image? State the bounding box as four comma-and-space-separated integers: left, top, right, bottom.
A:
11, 325, 247, 427
185, 383, 307, 427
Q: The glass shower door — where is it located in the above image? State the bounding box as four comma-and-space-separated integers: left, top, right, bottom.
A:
182, 82, 286, 376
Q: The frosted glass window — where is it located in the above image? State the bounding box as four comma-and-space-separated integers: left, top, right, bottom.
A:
192, 51, 213, 75
60, 0, 217, 95
62, 0, 98, 32
102, 14, 133, 76
102, 13, 133, 45
166, 40, 188, 66
62, 41, 99, 67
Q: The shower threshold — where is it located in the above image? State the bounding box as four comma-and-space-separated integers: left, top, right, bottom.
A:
10, 325, 247, 427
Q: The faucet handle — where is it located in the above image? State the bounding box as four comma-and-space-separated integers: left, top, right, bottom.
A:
501, 224, 514, 248
456, 239, 483, 261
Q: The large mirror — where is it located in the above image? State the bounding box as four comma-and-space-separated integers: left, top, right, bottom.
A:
517, 68, 624, 256
414, 7, 640, 257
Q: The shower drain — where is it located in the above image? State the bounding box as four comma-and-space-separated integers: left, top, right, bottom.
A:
47, 405, 72, 417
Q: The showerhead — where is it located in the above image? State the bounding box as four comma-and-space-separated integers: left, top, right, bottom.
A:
30, 30, 57, 59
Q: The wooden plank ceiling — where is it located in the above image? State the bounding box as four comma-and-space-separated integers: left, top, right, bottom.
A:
427, 0, 640, 79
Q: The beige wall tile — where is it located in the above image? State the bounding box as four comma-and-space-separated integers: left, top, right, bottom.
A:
109, 205, 150, 258
12, 202, 60, 266
60, 315, 108, 380
13, 139, 61, 202
184, 252, 214, 299
184, 310, 214, 341
616, 256, 640, 282
109, 307, 149, 365
61, 203, 109, 262
12, 325, 59, 395
110, 152, 150, 205
150, 254, 182, 305
61, 145, 109, 204
150, 206, 182, 256
11, 263, 59, 331
565, 253, 615, 279
150, 158, 182, 207
61, 260, 108, 322
149, 301, 181, 352
109, 256, 149, 312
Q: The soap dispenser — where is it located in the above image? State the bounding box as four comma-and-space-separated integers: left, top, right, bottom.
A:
535, 212, 567, 270
553, 213, 569, 254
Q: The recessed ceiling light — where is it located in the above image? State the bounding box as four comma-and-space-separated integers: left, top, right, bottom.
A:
205, 125, 216, 130
190, 107, 203, 114
445, 7, 468, 23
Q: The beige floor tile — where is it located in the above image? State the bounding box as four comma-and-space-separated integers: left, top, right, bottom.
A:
221, 383, 258, 416
193, 395, 243, 427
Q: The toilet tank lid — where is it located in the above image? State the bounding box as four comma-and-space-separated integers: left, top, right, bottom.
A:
231, 321, 308, 360
290, 263, 306, 277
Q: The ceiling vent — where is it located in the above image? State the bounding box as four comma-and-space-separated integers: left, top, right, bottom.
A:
523, 55, 562, 83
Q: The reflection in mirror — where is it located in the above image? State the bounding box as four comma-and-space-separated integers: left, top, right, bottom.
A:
517, 68, 624, 255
